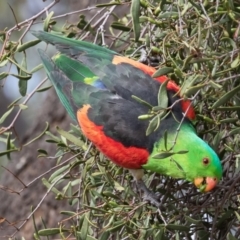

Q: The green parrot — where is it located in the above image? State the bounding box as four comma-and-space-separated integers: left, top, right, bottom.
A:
32, 31, 222, 207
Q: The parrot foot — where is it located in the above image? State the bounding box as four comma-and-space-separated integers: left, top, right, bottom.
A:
136, 179, 161, 208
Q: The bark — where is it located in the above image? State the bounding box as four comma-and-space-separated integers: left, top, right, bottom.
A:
0, 90, 72, 238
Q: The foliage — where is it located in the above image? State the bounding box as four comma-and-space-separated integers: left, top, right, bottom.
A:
0, 0, 240, 239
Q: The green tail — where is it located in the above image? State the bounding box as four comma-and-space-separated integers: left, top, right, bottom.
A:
31, 30, 117, 60
38, 49, 77, 120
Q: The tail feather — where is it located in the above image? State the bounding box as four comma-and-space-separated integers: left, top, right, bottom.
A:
38, 49, 76, 120
31, 31, 117, 59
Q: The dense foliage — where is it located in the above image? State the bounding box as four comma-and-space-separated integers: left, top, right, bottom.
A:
0, 0, 240, 239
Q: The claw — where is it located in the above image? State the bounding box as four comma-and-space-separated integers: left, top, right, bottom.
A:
136, 179, 161, 207
128, 169, 161, 207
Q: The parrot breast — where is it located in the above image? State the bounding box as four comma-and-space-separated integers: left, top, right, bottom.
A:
77, 104, 149, 169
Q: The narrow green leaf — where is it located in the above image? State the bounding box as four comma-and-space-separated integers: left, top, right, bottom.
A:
76, 233, 98, 240
49, 165, 70, 183
0, 148, 19, 157
42, 178, 63, 195
0, 59, 8, 67
184, 84, 206, 97
152, 67, 173, 78
0, 107, 14, 124
180, 75, 202, 96
102, 191, 120, 199
30, 63, 43, 74
138, 114, 154, 120
157, 79, 169, 108
19, 104, 28, 110
96, 2, 121, 7
23, 122, 49, 146
80, 212, 90, 240
231, 56, 240, 68
153, 150, 188, 159
37, 149, 48, 155
36, 85, 52, 92
61, 211, 76, 216
153, 151, 176, 159
17, 40, 41, 52
158, 12, 178, 19
111, 22, 131, 31
131, 0, 141, 42
44, 11, 54, 31
56, 126, 87, 150
166, 224, 189, 231
220, 118, 238, 123
212, 85, 240, 109
132, 95, 153, 108
146, 115, 160, 136
0, 72, 8, 80
11, 73, 31, 80
185, 216, 201, 224
38, 228, 63, 236
7, 97, 22, 108
228, 127, 240, 136
6, 133, 11, 160
31, 207, 40, 240
8, 57, 31, 75
106, 222, 125, 233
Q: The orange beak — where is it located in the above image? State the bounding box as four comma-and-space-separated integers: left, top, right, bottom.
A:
194, 177, 218, 192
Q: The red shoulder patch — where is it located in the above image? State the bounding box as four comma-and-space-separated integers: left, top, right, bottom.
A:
77, 105, 149, 169
112, 55, 195, 120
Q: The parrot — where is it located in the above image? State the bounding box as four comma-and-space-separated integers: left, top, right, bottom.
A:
32, 30, 222, 207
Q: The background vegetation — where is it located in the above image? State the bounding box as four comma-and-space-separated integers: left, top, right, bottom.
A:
0, 0, 240, 239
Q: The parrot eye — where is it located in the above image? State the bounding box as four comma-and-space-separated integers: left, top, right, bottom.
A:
202, 157, 210, 165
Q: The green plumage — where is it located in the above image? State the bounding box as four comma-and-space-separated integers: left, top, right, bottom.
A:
34, 31, 222, 199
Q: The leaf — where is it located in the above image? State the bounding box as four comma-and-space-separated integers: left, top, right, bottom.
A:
0, 59, 8, 67
131, 95, 153, 109
184, 84, 206, 97
7, 97, 22, 108
19, 104, 28, 110
111, 22, 131, 31
146, 115, 160, 136
0, 72, 8, 80
30, 63, 43, 74
131, 0, 141, 42
157, 79, 169, 109
49, 165, 70, 183
42, 178, 62, 195
158, 12, 178, 19
80, 212, 90, 240
152, 67, 174, 78
96, 2, 121, 7
153, 151, 176, 159
153, 150, 188, 159
43, 11, 54, 31
36, 85, 52, 92
228, 127, 240, 137
0, 148, 18, 157
0, 107, 14, 124
180, 75, 202, 96
138, 114, 154, 120
17, 40, 41, 52
38, 228, 64, 236
23, 122, 49, 146
56, 126, 87, 150
212, 85, 240, 109
8, 57, 31, 75
165, 224, 189, 231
